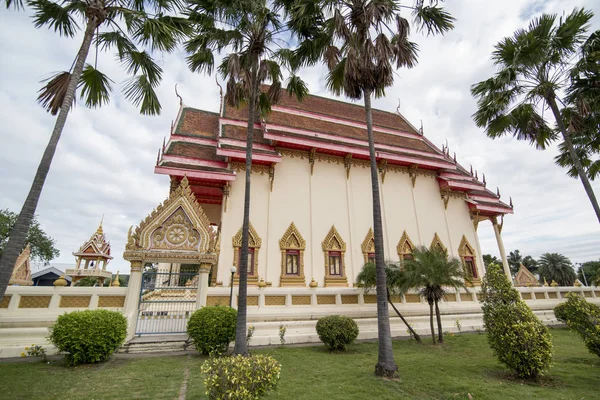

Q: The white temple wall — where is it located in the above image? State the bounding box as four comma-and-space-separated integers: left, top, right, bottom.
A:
216, 156, 484, 287
412, 176, 453, 254
199, 203, 222, 225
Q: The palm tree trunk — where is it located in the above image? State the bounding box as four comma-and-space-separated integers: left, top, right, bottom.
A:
387, 289, 421, 343
428, 300, 436, 345
435, 299, 443, 344
364, 89, 398, 378
0, 17, 98, 301
233, 58, 259, 356
548, 96, 600, 223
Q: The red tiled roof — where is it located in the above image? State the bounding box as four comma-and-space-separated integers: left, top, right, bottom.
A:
176, 108, 219, 138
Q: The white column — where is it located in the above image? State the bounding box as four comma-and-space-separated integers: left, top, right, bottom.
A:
125, 261, 143, 340
491, 217, 511, 281
195, 266, 211, 308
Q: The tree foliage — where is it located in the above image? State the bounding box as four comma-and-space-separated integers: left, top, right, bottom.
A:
507, 249, 537, 275
537, 253, 576, 286
0, 209, 59, 263
471, 8, 600, 223
481, 264, 553, 379
554, 293, 600, 358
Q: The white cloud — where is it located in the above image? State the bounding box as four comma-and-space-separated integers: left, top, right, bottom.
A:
1, 0, 599, 275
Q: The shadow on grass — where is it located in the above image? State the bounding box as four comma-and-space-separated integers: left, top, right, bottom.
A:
483, 369, 566, 388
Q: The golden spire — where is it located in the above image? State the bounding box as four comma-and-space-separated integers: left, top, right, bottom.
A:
97, 215, 104, 235
111, 271, 120, 287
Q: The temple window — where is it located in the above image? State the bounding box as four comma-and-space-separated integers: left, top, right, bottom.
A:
232, 222, 262, 285
322, 226, 348, 286
458, 235, 480, 284
429, 233, 448, 255
397, 231, 416, 266
361, 228, 376, 265
279, 222, 306, 286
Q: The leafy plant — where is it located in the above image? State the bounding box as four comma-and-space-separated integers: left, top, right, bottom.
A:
316, 315, 359, 351
49, 309, 126, 365
22, 344, 47, 361
201, 354, 281, 400
187, 306, 237, 355
537, 253, 577, 286
455, 319, 462, 334
247, 325, 255, 347
481, 264, 553, 379
278, 324, 287, 346
554, 293, 600, 357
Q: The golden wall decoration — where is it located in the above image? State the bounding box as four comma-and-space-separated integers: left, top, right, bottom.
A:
98, 296, 126, 308
396, 230, 415, 262
19, 296, 51, 308
279, 222, 306, 286
59, 296, 91, 308
361, 228, 375, 264
206, 296, 230, 306
265, 295, 286, 306
321, 225, 348, 287
232, 222, 262, 285
429, 233, 447, 254
0, 295, 11, 308
316, 295, 336, 305
458, 235, 481, 285
292, 295, 311, 305
341, 294, 359, 304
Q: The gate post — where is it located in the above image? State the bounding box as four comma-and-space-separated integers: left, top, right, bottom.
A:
125, 260, 143, 340
196, 264, 212, 309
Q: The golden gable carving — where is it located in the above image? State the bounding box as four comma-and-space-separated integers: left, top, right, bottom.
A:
279, 222, 306, 250
458, 235, 475, 257
397, 231, 415, 256
361, 228, 375, 253
232, 222, 262, 248
430, 233, 447, 254
322, 225, 346, 252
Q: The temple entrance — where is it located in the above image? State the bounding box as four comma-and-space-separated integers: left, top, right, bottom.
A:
136, 269, 198, 335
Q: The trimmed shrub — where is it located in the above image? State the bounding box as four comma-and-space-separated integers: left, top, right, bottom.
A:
481, 264, 553, 379
315, 315, 359, 351
201, 354, 281, 400
49, 309, 127, 365
187, 306, 236, 355
554, 293, 600, 357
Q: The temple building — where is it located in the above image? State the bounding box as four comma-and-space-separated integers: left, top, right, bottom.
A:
66, 222, 113, 285
152, 89, 514, 288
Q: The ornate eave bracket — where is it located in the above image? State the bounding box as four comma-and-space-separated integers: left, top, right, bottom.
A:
378, 159, 388, 184
469, 210, 480, 231
269, 164, 275, 192
408, 165, 418, 187
309, 148, 316, 175
344, 154, 352, 179
222, 183, 230, 213
441, 189, 450, 210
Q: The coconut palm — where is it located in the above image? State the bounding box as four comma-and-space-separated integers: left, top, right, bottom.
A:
185, 0, 308, 355
537, 253, 577, 286
471, 8, 600, 223
356, 262, 421, 342
285, 0, 454, 377
0, 0, 191, 300
399, 246, 469, 344
507, 249, 538, 275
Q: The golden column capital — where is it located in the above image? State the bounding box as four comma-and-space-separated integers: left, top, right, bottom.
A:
130, 260, 143, 272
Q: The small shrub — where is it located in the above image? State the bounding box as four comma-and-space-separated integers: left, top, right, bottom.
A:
201, 354, 281, 400
247, 325, 255, 347
278, 324, 286, 346
187, 306, 236, 355
315, 315, 359, 351
23, 344, 47, 361
554, 293, 600, 357
49, 309, 127, 365
481, 264, 553, 379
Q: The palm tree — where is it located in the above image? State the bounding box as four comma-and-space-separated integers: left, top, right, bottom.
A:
471, 9, 600, 223
537, 253, 577, 286
286, 0, 454, 377
400, 247, 469, 344
0, 0, 190, 300
356, 262, 421, 342
507, 250, 538, 275
185, 0, 308, 355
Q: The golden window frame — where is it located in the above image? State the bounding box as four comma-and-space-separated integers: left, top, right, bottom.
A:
429, 233, 448, 254
397, 230, 415, 263
458, 235, 481, 284
361, 228, 375, 264
279, 222, 306, 286
232, 222, 262, 285
322, 225, 348, 287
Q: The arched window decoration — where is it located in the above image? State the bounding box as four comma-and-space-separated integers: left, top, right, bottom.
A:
279, 222, 306, 286
232, 222, 262, 285
397, 231, 415, 264
322, 226, 348, 286
361, 228, 375, 265
429, 233, 448, 255
458, 235, 480, 282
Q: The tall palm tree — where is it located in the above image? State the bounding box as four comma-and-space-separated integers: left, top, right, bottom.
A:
471, 8, 600, 223
286, 0, 454, 377
537, 253, 577, 286
507, 249, 538, 275
356, 262, 421, 342
185, 0, 308, 355
400, 246, 469, 344
0, 0, 191, 300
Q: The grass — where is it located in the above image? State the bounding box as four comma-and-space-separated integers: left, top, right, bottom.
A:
1, 328, 598, 399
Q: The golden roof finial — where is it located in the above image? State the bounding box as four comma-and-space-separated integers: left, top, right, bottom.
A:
111, 271, 121, 287
97, 215, 104, 235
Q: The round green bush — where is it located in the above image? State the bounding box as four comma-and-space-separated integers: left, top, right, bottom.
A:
188, 306, 237, 355
554, 293, 600, 358
49, 309, 127, 365
315, 315, 359, 351
202, 354, 281, 400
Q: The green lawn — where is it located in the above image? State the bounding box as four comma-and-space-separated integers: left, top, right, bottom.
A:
1, 328, 598, 400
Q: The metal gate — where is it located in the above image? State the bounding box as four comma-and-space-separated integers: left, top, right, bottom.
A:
136, 271, 198, 335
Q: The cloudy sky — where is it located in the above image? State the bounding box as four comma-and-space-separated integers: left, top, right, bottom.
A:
1, 0, 599, 274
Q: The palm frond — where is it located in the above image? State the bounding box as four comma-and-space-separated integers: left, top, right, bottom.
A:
286, 75, 309, 101
413, 5, 455, 36
122, 75, 161, 115
78, 64, 113, 109
37, 71, 73, 115
129, 15, 192, 53
30, 0, 79, 37
121, 50, 162, 85
96, 31, 136, 58
5, 0, 24, 10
